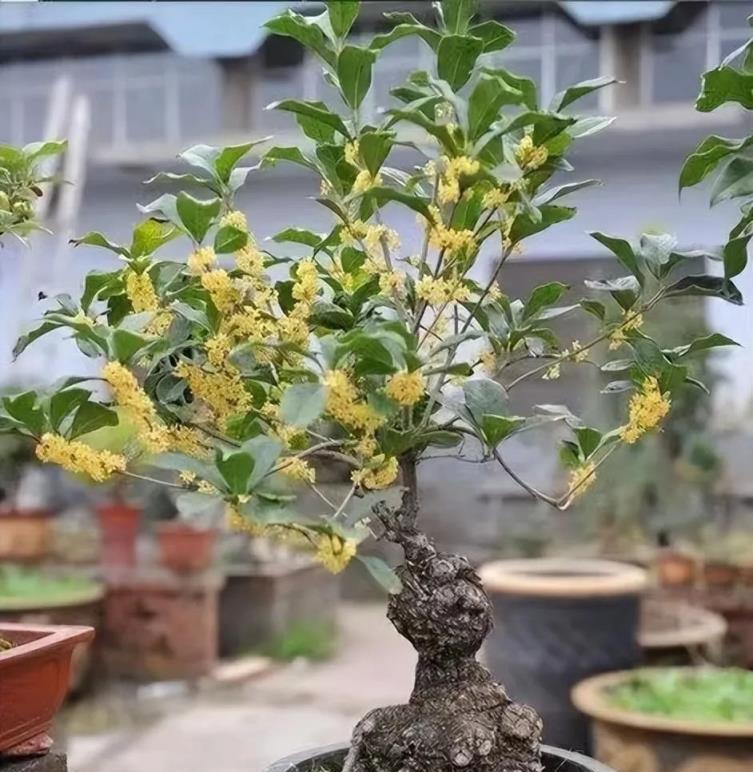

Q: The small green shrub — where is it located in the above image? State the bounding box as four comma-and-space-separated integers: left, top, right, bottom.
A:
0, 566, 100, 605
264, 620, 338, 662
609, 668, 753, 723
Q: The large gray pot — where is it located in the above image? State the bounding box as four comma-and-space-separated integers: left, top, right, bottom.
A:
264, 743, 615, 772
479, 559, 647, 752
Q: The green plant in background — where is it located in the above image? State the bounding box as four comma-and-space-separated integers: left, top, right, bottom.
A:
0, 566, 100, 607
264, 620, 338, 663
0, 141, 65, 241
0, 1, 748, 767
609, 668, 753, 723
0, 433, 38, 509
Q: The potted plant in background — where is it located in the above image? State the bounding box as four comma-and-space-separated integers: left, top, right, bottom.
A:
0, 2, 747, 770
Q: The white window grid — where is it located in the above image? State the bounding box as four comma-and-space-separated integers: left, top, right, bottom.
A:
642, 1, 752, 106
0, 52, 218, 148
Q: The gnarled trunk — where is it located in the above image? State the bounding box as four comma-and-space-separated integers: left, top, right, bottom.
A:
344, 479, 543, 772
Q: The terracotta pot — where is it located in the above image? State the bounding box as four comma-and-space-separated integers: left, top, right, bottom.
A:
740, 563, 753, 587
655, 550, 697, 588
0, 622, 94, 757
703, 560, 740, 589
573, 669, 753, 771
479, 558, 647, 751
156, 523, 216, 573
96, 503, 140, 569
0, 510, 52, 561
264, 743, 614, 772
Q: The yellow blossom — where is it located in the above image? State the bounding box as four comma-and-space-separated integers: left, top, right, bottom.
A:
488, 284, 503, 302
314, 533, 357, 574
569, 340, 589, 363
483, 186, 511, 210
542, 363, 561, 380
324, 370, 384, 433
516, 135, 549, 171
479, 349, 497, 375
168, 426, 210, 458
125, 269, 159, 313
198, 480, 219, 495
345, 220, 400, 257
279, 457, 316, 484
352, 455, 399, 490
438, 175, 461, 204
235, 243, 265, 277
278, 311, 310, 347
187, 246, 217, 273
205, 333, 232, 368
609, 313, 644, 350
220, 210, 248, 232
352, 169, 382, 194
320, 179, 333, 196
102, 362, 168, 452
36, 433, 125, 482
378, 270, 404, 297
179, 471, 197, 486
225, 503, 265, 537
416, 276, 471, 305
568, 461, 597, 499
175, 361, 251, 424
619, 376, 671, 444
355, 435, 378, 458
146, 310, 171, 336
201, 269, 239, 311
426, 221, 476, 255
385, 370, 426, 406
344, 140, 360, 166
292, 259, 319, 303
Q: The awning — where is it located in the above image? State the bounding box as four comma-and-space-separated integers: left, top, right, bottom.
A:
0, 1, 289, 58
561, 1, 676, 26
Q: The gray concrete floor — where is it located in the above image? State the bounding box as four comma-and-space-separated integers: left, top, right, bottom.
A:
67, 604, 416, 772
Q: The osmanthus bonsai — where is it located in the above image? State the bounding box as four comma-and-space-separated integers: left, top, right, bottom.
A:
0, 1, 748, 769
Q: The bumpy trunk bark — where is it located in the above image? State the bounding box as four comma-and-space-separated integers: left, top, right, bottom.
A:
344, 459, 543, 772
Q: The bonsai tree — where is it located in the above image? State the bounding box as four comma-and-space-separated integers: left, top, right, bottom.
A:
1, 2, 749, 768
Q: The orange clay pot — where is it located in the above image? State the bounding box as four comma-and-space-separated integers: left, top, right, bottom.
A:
96, 503, 140, 569
655, 550, 697, 588
156, 523, 216, 573
703, 560, 740, 589
0, 510, 52, 561
0, 622, 94, 757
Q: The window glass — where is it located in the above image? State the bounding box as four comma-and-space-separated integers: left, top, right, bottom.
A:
85, 89, 115, 148
555, 53, 600, 108
179, 81, 220, 140
651, 38, 705, 103
721, 34, 750, 61
123, 53, 171, 79
0, 97, 14, 143
553, 14, 592, 45
506, 14, 542, 47
257, 68, 306, 131
125, 86, 166, 143
719, 1, 750, 30
22, 94, 49, 144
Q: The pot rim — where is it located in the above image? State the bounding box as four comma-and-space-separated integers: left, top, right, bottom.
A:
156, 522, 217, 535
639, 600, 727, 649
479, 558, 647, 597
0, 621, 95, 665
572, 667, 753, 738
263, 743, 614, 772
0, 585, 105, 612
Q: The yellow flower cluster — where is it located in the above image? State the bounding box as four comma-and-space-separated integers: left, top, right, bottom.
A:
201, 269, 240, 312
609, 313, 644, 350
438, 155, 480, 205
479, 349, 497, 375
187, 246, 217, 273
568, 461, 597, 499
344, 220, 400, 258
314, 533, 357, 575
175, 361, 251, 425
424, 206, 476, 255
542, 363, 561, 380
324, 369, 383, 434
125, 269, 159, 313
220, 210, 248, 232
291, 259, 319, 304
378, 270, 405, 297
619, 376, 671, 444
344, 140, 360, 165
352, 454, 399, 490
225, 503, 265, 537
568, 340, 590, 363
260, 403, 306, 450
482, 186, 511, 210
279, 456, 316, 484
235, 243, 265, 278
36, 433, 126, 482
352, 169, 383, 195
516, 135, 549, 171
168, 425, 209, 458
416, 275, 471, 305
205, 333, 232, 368
102, 362, 169, 453
385, 370, 426, 406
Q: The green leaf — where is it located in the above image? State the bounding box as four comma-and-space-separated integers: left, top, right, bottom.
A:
3, 392, 46, 436
639, 232, 677, 277
710, 156, 753, 206
696, 66, 753, 112
679, 134, 753, 191
262, 145, 319, 173
70, 402, 118, 440
664, 274, 743, 305
575, 426, 602, 458
214, 225, 248, 254
265, 10, 337, 68
722, 233, 750, 279
362, 186, 433, 220
328, 0, 359, 37
130, 219, 178, 258
216, 451, 255, 495
244, 436, 283, 487
359, 132, 393, 176
552, 76, 617, 112
481, 414, 526, 446
176, 192, 221, 243
272, 228, 323, 248
468, 76, 521, 140
370, 21, 441, 52
108, 328, 150, 363
524, 282, 569, 320
509, 205, 575, 243
501, 111, 575, 143
279, 383, 327, 428
267, 99, 350, 138
667, 333, 739, 358
468, 20, 515, 53
532, 179, 599, 206
49, 388, 90, 431
568, 115, 615, 139
589, 232, 644, 284
463, 378, 507, 423
437, 34, 483, 92
481, 67, 537, 110
13, 321, 61, 359
356, 555, 402, 594
70, 231, 130, 259
579, 299, 606, 320
337, 45, 376, 109
215, 141, 264, 183
441, 0, 478, 33
23, 139, 67, 163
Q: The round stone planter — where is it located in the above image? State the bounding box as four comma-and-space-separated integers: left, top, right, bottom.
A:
573, 669, 753, 771
478, 558, 647, 751
0, 510, 53, 562
264, 743, 614, 772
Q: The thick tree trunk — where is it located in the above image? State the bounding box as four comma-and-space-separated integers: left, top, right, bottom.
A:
344, 479, 543, 772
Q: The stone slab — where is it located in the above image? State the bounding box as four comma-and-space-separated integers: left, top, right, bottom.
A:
0, 754, 67, 772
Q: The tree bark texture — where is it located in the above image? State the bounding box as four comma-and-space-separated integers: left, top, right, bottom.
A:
343, 497, 543, 772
